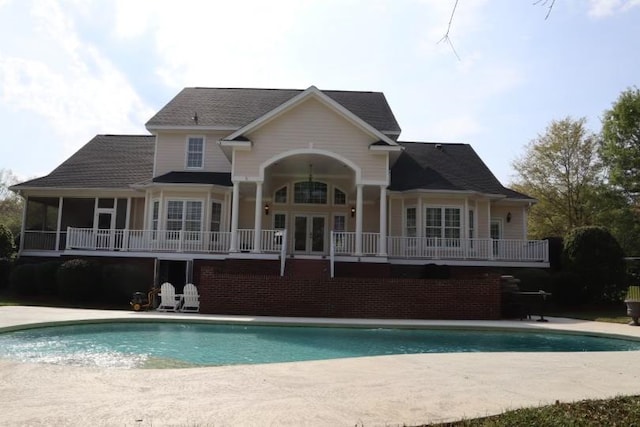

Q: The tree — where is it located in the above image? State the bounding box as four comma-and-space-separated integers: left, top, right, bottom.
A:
0, 169, 24, 238
600, 87, 640, 201
563, 226, 626, 303
512, 117, 605, 239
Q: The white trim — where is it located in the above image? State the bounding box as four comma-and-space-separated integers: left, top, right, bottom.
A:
218, 140, 252, 150
369, 145, 403, 152
258, 147, 362, 183
225, 86, 398, 146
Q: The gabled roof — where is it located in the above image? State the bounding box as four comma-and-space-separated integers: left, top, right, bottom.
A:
12, 135, 155, 190
145, 87, 401, 136
390, 142, 533, 200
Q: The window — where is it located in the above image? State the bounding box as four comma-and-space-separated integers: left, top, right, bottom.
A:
333, 215, 346, 232
468, 209, 475, 248
294, 181, 327, 204
165, 200, 203, 239
186, 136, 204, 168
274, 186, 287, 204
152, 200, 159, 238
333, 188, 346, 205
274, 213, 286, 230
405, 207, 417, 237
424, 206, 461, 245
210, 202, 222, 232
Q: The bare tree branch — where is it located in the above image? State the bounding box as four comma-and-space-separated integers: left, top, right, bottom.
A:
533, 0, 557, 20
438, 0, 461, 61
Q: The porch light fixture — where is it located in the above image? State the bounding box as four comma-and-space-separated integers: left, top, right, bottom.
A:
506, 212, 512, 223
351, 206, 356, 218
264, 203, 270, 215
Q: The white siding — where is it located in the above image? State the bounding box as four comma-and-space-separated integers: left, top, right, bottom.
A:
154, 131, 232, 176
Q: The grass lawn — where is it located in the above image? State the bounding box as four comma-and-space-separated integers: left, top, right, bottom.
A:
426, 395, 640, 426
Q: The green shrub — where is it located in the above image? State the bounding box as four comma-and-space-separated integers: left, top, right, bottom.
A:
9, 263, 38, 296
0, 224, 15, 259
101, 263, 152, 304
563, 226, 626, 303
56, 259, 100, 302
34, 261, 62, 296
0, 258, 13, 289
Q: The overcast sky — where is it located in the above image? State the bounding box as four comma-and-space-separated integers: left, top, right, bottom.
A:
1, 0, 639, 186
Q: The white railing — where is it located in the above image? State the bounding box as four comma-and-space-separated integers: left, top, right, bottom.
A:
386, 236, 549, 262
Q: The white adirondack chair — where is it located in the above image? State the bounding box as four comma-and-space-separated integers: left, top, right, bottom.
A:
180, 283, 200, 313
156, 282, 181, 312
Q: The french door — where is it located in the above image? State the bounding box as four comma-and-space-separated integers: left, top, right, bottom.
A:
294, 215, 326, 254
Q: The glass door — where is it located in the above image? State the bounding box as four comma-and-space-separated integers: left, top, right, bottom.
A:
96, 211, 113, 250
294, 215, 326, 254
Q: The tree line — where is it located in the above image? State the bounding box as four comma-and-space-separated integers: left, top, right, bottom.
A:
511, 87, 640, 257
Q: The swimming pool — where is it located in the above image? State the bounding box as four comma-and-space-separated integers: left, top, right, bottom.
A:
1, 322, 639, 369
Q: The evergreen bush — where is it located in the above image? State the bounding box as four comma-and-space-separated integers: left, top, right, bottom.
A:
0, 224, 15, 259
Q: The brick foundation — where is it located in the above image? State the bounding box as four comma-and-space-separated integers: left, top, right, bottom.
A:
197, 261, 501, 320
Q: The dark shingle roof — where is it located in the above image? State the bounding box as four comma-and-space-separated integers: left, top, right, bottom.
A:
390, 142, 532, 199
13, 135, 155, 189
152, 171, 232, 186
146, 87, 401, 134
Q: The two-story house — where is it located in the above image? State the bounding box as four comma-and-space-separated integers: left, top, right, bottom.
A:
12, 86, 548, 319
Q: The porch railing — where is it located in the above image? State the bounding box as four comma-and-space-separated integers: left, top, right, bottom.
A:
65, 228, 286, 254
22, 231, 67, 251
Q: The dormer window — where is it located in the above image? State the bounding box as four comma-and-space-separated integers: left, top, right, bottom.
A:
186, 136, 204, 169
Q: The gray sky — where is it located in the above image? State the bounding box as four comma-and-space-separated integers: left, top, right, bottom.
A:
1, 0, 639, 186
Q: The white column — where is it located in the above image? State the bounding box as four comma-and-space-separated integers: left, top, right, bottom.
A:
378, 186, 387, 257
355, 183, 363, 256
19, 195, 27, 252
252, 181, 263, 253
55, 197, 63, 251
230, 182, 240, 252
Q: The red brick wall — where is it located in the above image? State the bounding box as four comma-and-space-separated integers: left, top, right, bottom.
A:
197, 266, 501, 320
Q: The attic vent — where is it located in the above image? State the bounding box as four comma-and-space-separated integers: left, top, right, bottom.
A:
435, 144, 443, 150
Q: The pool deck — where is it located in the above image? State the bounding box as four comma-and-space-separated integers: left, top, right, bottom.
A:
1, 306, 640, 426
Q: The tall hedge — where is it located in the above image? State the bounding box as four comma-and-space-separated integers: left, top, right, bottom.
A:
56, 259, 100, 302
0, 224, 15, 259
563, 226, 626, 303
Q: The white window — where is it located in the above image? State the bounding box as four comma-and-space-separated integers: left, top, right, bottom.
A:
210, 201, 222, 232
333, 188, 346, 205
274, 213, 287, 230
405, 207, 417, 237
151, 200, 159, 238
333, 215, 346, 232
274, 186, 287, 204
186, 136, 204, 169
165, 200, 203, 239
425, 206, 461, 245
294, 181, 327, 204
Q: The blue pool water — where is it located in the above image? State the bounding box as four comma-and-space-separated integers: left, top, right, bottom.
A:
0, 322, 639, 369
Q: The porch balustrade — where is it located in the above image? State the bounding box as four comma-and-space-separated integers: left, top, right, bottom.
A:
38, 228, 548, 266
64, 228, 285, 254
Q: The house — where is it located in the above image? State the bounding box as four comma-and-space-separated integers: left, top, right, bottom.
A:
12, 86, 548, 319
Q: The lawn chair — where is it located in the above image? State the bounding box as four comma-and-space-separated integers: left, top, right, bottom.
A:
180, 283, 200, 313
157, 282, 181, 312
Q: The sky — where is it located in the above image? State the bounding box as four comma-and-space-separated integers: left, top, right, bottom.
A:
1, 0, 639, 187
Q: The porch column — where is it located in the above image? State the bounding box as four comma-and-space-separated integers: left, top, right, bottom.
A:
252, 181, 263, 253
378, 186, 387, 256
230, 181, 240, 252
355, 183, 363, 256
19, 195, 27, 252
55, 197, 63, 251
